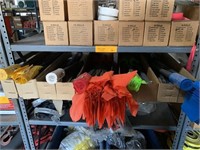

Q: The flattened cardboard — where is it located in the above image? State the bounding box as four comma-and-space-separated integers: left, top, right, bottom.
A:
94, 21, 119, 45
37, 82, 56, 99
56, 82, 74, 100
119, 21, 144, 46
68, 21, 93, 46
15, 79, 39, 99
43, 22, 69, 45
38, 0, 67, 21
169, 21, 199, 46
145, 0, 175, 21
67, 0, 94, 20
157, 84, 179, 102
119, 0, 146, 20
143, 22, 171, 46
1, 80, 18, 98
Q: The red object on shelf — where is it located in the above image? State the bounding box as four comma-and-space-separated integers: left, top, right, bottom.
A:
4, 16, 12, 39
0, 100, 15, 110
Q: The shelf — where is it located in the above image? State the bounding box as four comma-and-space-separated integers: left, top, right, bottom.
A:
29, 103, 177, 130
29, 110, 87, 127
127, 103, 177, 130
0, 114, 18, 126
11, 34, 192, 53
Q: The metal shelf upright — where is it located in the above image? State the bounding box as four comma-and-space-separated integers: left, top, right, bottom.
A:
0, 6, 31, 149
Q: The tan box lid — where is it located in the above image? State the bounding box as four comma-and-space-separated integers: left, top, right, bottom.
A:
119, 21, 144, 46
68, 0, 94, 21
119, 0, 146, 21
43, 22, 69, 45
169, 21, 199, 46
37, 82, 56, 99
145, 0, 175, 21
94, 21, 119, 45
143, 22, 171, 46
68, 21, 93, 46
38, 0, 67, 21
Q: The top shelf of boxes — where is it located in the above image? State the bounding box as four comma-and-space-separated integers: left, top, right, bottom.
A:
10, 0, 199, 52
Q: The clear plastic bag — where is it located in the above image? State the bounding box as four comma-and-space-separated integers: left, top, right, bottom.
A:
59, 131, 95, 150
137, 102, 157, 116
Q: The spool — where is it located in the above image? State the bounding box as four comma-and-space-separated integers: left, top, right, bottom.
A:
46, 68, 65, 84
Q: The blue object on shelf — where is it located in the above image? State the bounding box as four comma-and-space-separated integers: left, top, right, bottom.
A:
182, 81, 200, 124
169, 73, 193, 91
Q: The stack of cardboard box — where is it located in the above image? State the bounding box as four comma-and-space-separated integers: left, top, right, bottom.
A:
39, 0, 69, 45
67, 0, 94, 46
39, 0, 199, 46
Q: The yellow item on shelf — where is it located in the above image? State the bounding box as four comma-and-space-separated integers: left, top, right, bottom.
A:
0, 64, 21, 80
11, 65, 43, 84
183, 131, 200, 150
0, 97, 9, 104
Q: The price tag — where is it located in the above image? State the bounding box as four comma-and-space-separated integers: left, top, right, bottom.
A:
95, 46, 117, 53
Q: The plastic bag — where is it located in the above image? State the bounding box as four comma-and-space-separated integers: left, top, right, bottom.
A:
137, 102, 157, 116
59, 131, 95, 150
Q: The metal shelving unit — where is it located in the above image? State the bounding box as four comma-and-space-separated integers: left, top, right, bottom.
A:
0, 1, 199, 150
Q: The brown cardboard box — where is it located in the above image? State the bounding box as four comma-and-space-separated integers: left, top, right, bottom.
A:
43, 22, 69, 45
68, 21, 93, 46
67, 0, 94, 21
15, 80, 39, 99
55, 83, 74, 100
37, 82, 56, 99
155, 54, 195, 103
1, 80, 18, 98
38, 0, 67, 21
169, 21, 199, 46
143, 22, 171, 46
94, 21, 119, 45
119, 21, 144, 46
119, 0, 146, 21
145, 0, 175, 21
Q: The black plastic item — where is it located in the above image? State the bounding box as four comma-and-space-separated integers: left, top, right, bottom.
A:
46, 126, 64, 149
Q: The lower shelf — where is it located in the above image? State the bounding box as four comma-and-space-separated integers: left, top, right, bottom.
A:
29, 103, 177, 130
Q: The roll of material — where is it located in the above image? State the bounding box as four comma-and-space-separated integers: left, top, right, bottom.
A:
46, 68, 65, 84
98, 6, 119, 17
169, 73, 193, 91
98, 15, 117, 21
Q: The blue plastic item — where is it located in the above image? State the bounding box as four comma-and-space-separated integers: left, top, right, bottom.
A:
169, 73, 193, 91
182, 81, 200, 124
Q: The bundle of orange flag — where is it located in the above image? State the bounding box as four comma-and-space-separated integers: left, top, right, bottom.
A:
70, 71, 139, 128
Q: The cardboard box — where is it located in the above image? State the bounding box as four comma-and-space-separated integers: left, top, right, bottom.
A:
67, 0, 94, 21
119, 0, 146, 21
38, 0, 67, 21
68, 21, 93, 46
94, 21, 119, 45
119, 21, 144, 46
55, 83, 74, 100
154, 54, 195, 103
145, 0, 175, 21
143, 22, 171, 46
169, 21, 199, 46
43, 21, 69, 45
1, 80, 18, 98
15, 80, 39, 99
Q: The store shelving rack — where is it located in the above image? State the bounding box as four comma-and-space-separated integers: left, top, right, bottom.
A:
0, 1, 199, 149
0, 33, 30, 149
